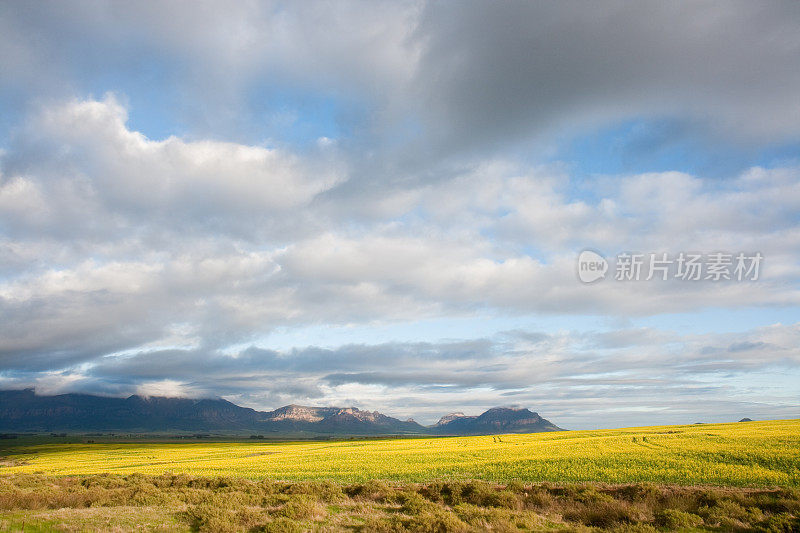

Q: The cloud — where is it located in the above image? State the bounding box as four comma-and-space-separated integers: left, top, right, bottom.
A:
3, 2, 800, 152
0, 1, 420, 141
1, 97, 800, 376
2, 323, 798, 428
2, 95, 343, 241
1, 2, 799, 426
412, 0, 800, 157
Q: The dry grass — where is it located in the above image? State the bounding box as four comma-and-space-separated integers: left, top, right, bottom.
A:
0, 474, 798, 531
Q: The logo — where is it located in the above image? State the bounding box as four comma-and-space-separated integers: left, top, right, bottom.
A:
577, 250, 608, 283
575, 250, 762, 283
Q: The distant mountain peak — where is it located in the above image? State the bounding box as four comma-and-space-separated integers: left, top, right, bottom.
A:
264, 404, 337, 423
433, 406, 562, 435
478, 406, 541, 420
436, 412, 467, 426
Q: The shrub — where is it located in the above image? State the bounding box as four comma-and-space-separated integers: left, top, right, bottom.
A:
701, 498, 764, 528
259, 517, 306, 533
505, 480, 527, 493
186, 503, 237, 532
275, 494, 324, 521
566, 500, 642, 528
453, 502, 539, 531
522, 487, 554, 510
755, 513, 800, 533
459, 481, 519, 509
403, 508, 469, 532
655, 508, 703, 529
80, 473, 129, 489
399, 491, 440, 515
615, 483, 662, 503
186, 491, 272, 532
283, 480, 343, 502
346, 480, 395, 501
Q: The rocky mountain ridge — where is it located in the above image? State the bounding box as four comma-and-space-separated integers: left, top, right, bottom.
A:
0, 389, 564, 436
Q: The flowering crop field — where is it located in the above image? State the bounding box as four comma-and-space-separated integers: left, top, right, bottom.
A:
2, 420, 799, 487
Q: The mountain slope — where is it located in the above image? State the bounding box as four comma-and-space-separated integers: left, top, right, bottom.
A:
0, 389, 562, 436
0, 389, 261, 431
435, 412, 467, 426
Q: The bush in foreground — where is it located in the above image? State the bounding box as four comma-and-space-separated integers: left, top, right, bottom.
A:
0, 474, 799, 531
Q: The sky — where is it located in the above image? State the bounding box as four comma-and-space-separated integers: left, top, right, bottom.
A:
0, 0, 799, 429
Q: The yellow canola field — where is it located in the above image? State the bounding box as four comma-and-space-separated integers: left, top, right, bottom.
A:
2, 420, 798, 487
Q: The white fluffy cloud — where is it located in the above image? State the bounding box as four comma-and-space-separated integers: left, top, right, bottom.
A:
3, 95, 343, 241
1, 97, 799, 378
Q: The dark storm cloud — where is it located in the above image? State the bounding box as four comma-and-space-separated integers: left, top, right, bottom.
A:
3, 1, 800, 157
412, 0, 800, 157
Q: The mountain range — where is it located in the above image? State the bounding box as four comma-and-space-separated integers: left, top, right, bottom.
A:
0, 389, 563, 436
